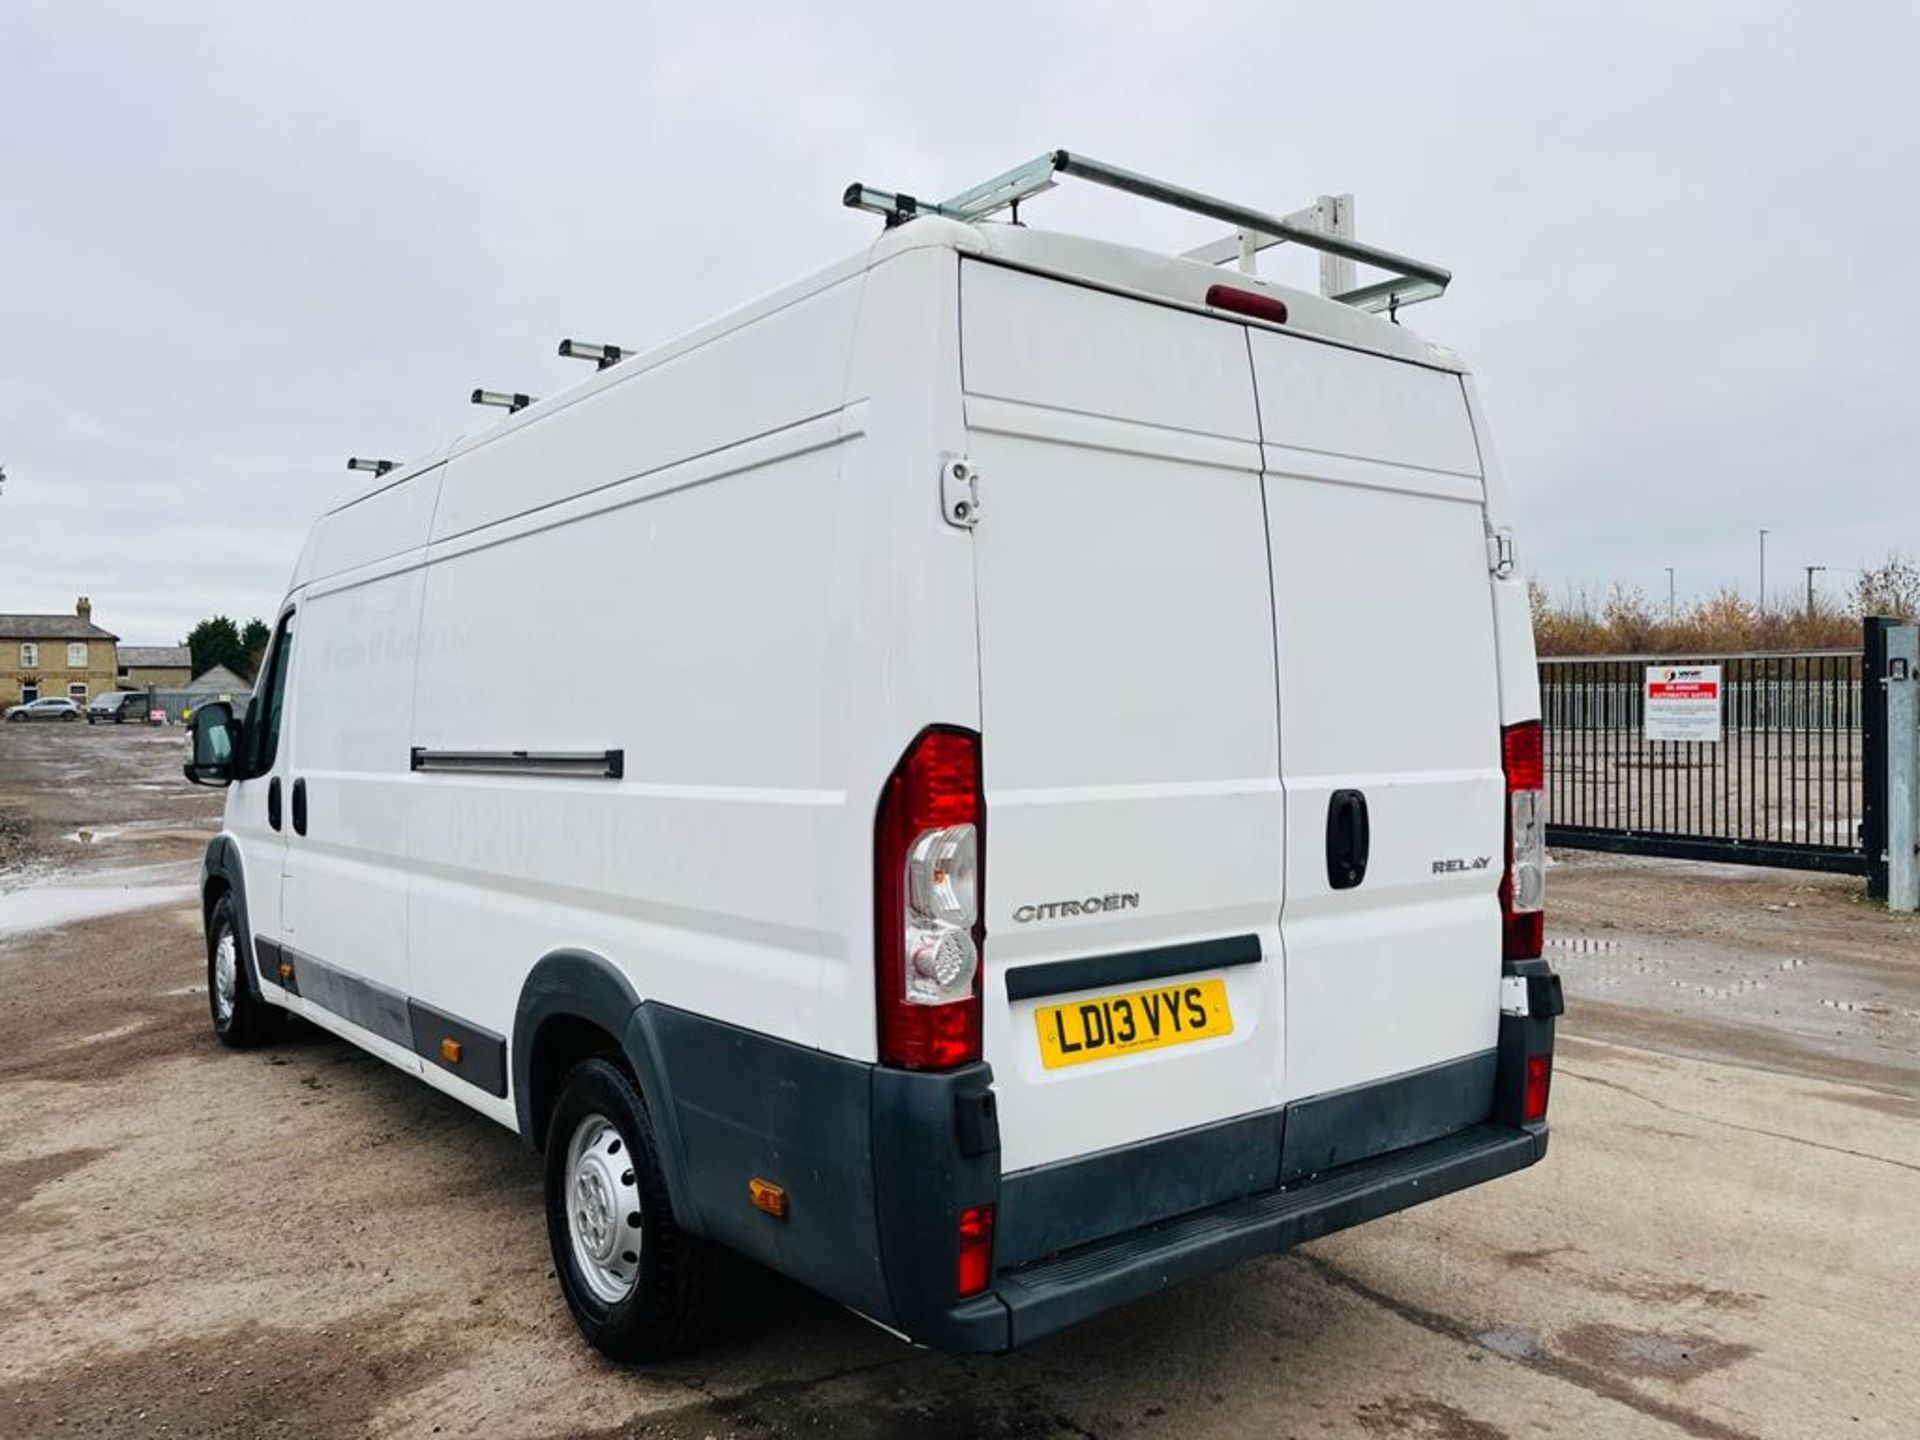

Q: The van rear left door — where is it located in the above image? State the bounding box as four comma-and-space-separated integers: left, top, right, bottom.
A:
961, 261, 1285, 1186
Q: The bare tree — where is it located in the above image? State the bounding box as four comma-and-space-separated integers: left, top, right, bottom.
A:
1854, 554, 1920, 620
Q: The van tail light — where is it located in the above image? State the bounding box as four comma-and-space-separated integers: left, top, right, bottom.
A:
1524, 1053, 1553, 1122
956, 1203, 996, 1297
876, 727, 983, 1069
1501, 720, 1545, 960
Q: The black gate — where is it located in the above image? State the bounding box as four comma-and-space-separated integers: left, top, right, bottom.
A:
1540, 648, 1871, 874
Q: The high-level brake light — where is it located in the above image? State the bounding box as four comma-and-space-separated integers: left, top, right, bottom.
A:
1502, 721, 1545, 960
1204, 284, 1288, 325
875, 727, 983, 1070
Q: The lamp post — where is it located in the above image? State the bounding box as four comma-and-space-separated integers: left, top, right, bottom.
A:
1759, 528, 1770, 615
1665, 566, 1676, 624
1805, 564, 1828, 619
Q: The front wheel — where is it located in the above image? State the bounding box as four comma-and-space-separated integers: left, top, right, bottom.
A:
206, 894, 285, 1048
543, 1057, 725, 1360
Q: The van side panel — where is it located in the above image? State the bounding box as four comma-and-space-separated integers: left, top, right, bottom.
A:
280, 469, 442, 1071
1250, 333, 1504, 1105
1462, 376, 1544, 727
825, 244, 979, 1060
429, 281, 863, 545
406, 440, 859, 1056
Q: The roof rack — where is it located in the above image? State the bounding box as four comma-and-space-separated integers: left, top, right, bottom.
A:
844, 149, 1449, 315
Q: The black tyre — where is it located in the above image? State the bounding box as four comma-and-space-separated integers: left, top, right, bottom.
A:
544, 1057, 725, 1360
206, 893, 285, 1048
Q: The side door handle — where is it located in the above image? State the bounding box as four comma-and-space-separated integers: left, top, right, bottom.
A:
291, 778, 308, 837
267, 776, 283, 832
1325, 788, 1370, 890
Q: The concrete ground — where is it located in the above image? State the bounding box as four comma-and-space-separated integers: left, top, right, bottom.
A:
1, 725, 1916, 1439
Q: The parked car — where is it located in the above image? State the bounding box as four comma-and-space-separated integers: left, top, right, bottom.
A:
87, 690, 151, 724
5, 696, 82, 722
184, 154, 1558, 1362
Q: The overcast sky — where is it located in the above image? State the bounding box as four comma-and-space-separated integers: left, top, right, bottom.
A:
3, 1, 1915, 644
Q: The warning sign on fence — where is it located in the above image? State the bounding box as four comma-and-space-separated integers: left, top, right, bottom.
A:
1645, 665, 1723, 742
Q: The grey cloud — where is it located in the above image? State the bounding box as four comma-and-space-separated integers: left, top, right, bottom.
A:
2, 1, 1915, 642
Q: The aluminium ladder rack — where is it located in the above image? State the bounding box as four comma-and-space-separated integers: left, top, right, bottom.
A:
844, 149, 1449, 315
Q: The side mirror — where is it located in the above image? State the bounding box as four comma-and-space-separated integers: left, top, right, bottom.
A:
183, 702, 240, 787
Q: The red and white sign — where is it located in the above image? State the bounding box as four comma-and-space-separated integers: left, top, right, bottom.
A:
1644, 665, 1723, 743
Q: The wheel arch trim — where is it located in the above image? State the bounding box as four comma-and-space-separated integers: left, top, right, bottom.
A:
201, 835, 268, 1002
511, 950, 701, 1233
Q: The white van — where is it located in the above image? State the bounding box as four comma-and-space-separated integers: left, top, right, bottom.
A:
187, 153, 1560, 1359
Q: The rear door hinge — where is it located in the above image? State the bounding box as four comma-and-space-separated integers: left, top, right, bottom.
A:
942, 457, 982, 528
1487, 527, 1516, 577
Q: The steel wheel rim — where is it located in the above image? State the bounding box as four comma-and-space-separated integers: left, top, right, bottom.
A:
212, 928, 238, 1025
565, 1113, 643, 1305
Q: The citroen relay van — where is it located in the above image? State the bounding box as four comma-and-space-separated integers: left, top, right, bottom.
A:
187, 152, 1560, 1359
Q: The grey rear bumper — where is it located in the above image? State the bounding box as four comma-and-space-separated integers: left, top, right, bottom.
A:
986, 1119, 1544, 1350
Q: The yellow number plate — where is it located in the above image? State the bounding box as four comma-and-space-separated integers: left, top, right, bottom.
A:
1034, 977, 1233, 1070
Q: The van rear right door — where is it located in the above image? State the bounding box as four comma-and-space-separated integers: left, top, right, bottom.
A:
1249, 331, 1506, 1135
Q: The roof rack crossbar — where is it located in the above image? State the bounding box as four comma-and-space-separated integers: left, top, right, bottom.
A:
844, 149, 1450, 311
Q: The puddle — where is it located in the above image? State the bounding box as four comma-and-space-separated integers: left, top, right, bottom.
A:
0, 863, 197, 940
1477, 1326, 1542, 1360
1548, 936, 1622, 954
1554, 1322, 1755, 1382
61, 819, 212, 847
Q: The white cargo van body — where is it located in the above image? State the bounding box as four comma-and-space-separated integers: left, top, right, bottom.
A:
195, 176, 1556, 1357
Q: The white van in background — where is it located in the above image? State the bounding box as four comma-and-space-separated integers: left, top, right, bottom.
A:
186, 152, 1560, 1359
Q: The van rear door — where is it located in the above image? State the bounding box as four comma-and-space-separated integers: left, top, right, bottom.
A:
961, 262, 1285, 1182
1248, 330, 1505, 1135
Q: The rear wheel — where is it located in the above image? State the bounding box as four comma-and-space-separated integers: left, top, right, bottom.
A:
543, 1057, 725, 1360
207, 894, 284, 1048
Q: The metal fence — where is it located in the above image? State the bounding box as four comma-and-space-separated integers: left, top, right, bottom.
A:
1540, 649, 1868, 873
101, 687, 253, 724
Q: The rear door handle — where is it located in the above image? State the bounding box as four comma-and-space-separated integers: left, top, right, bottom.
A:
267, 776, 282, 832
1325, 789, 1370, 890
291, 778, 308, 837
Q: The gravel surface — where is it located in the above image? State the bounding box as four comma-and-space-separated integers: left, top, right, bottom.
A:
1, 725, 1916, 1438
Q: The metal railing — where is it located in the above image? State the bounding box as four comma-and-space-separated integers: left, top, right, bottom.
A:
1540, 650, 1867, 872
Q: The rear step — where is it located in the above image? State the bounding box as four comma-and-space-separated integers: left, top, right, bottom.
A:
993, 1122, 1544, 1348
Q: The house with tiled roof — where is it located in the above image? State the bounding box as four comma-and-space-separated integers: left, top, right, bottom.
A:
0, 598, 120, 705
118, 644, 193, 690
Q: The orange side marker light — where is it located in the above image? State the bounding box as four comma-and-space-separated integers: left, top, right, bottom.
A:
748, 1176, 788, 1218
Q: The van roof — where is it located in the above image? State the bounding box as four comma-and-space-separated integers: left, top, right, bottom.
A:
327, 218, 1467, 515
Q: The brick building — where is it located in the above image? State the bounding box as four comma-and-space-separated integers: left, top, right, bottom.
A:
0, 598, 120, 705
